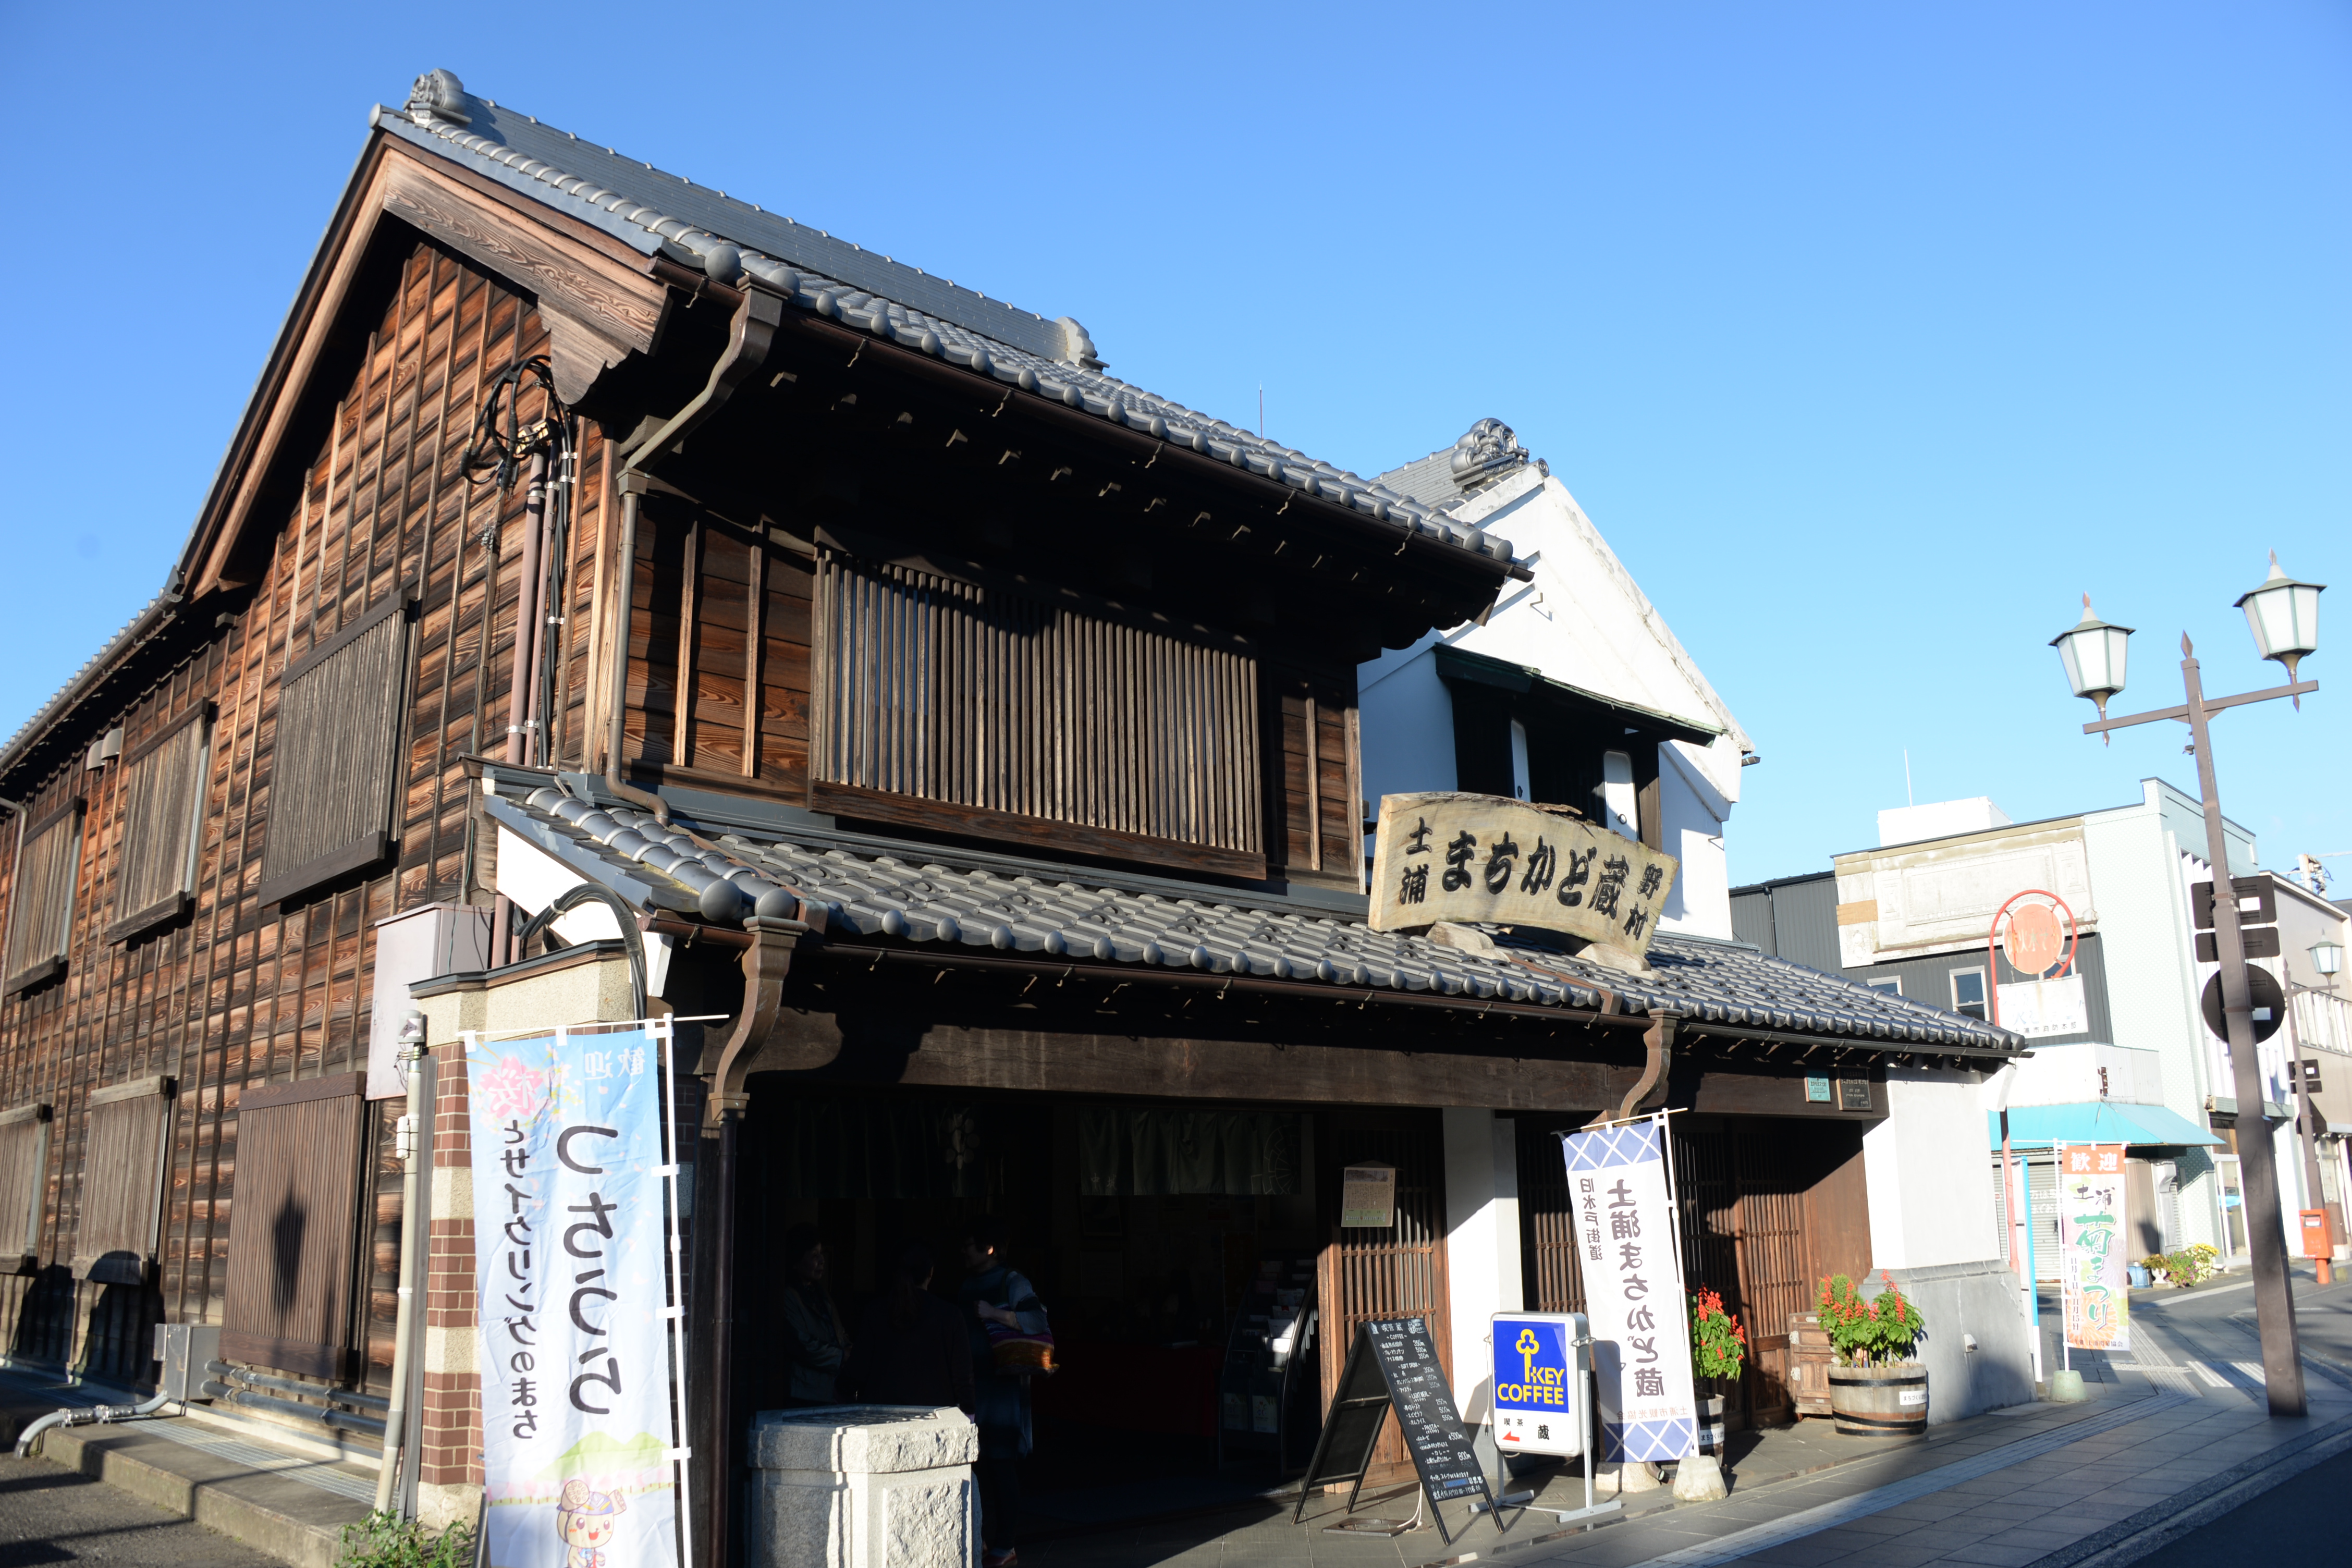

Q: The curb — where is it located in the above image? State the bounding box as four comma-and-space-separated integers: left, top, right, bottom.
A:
30, 1421, 354, 1568
2024, 1408, 2352, 1568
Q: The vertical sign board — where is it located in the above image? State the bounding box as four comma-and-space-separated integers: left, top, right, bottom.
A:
1292, 1318, 1494, 1544
1340, 1163, 1396, 1229
1492, 1311, 1586, 1456
2057, 1143, 2130, 1353
1559, 1116, 1698, 1462
470, 1028, 682, 1568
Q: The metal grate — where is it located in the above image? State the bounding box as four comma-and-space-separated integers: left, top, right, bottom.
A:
814, 555, 1261, 854
258, 596, 410, 906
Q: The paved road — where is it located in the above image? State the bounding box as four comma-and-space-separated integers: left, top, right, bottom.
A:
0, 1453, 277, 1568
2132, 1442, 2352, 1568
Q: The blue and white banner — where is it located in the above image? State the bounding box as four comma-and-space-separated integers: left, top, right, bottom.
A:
469, 1027, 681, 1568
1558, 1116, 1697, 1462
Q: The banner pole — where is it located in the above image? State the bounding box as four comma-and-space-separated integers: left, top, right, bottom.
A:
660, 1018, 694, 1568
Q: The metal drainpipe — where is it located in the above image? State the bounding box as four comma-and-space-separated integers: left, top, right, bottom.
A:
605, 280, 781, 827
374, 1011, 430, 1514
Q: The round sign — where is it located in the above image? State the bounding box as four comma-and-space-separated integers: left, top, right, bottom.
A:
2200, 965, 2286, 1045
2002, 903, 2067, 978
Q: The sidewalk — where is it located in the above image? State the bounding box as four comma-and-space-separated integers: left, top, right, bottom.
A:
1024, 1276, 2352, 1568
0, 1363, 376, 1568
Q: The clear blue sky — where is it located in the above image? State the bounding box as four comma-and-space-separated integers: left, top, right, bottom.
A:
5, 3, 2346, 887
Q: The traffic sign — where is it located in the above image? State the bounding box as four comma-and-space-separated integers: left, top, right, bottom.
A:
2200, 965, 2286, 1045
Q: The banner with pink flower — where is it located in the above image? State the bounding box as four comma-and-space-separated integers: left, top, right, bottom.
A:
469, 1027, 683, 1568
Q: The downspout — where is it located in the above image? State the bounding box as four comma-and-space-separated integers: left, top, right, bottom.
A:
490, 452, 551, 969
605, 280, 783, 826
1596, 1010, 1679, 1125
374, 1010, 430, 1514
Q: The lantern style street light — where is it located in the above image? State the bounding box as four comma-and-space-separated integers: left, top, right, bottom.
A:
2051, 554, 2325, 1419
2312, 938, 2344, 982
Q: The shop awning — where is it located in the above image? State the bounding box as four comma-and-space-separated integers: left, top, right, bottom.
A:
1986, 1101, 2223, 1150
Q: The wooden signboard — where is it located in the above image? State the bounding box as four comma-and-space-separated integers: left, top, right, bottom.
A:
1293, 1317, 1494, 1545
1367, 792, 1679, 954
1340, 1163, 1396, 1229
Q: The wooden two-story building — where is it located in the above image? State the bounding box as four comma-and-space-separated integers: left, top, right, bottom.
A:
0, 67, 2023, 1558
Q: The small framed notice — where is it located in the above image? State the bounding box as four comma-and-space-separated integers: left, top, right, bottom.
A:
1837, 1079, 1872, 1112
1340, 1163, 1396, 1229
1804, 1076, 1832, 1104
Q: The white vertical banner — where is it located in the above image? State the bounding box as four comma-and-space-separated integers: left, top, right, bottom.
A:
469, 1026, 683, 1568
1558, 1114, 1697, 1462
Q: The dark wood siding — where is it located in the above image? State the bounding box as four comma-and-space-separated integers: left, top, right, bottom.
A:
0, 238, 591, 1384
810, 553, 1264, 877
1317, 1111, 1450, 1477
1268, 659, 1361, 889
3, 803, 82, 994
219, 1072, 368, 1379
105, 703, 211, 943
71, 1075, 174, 1285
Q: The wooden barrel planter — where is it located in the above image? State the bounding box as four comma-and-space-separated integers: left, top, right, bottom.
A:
1828, 1363, 1928, 1436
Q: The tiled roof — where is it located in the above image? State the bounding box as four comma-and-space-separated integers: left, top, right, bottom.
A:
485, 781, 2022, 1055
375, 71, 1521, 576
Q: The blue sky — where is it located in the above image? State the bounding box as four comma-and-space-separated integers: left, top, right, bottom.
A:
4, 3, 2346, 887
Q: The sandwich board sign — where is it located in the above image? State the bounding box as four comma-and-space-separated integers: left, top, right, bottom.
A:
1291, 1317, 1495, 1545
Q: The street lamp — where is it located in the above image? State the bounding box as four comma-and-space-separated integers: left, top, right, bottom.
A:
2312, 938, 2344, 981
2051, 554, 2326, 1419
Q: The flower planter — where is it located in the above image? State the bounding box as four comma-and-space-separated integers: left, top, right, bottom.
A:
1698, 1393, 1726, 1455
1828, 1362, 1928, 1437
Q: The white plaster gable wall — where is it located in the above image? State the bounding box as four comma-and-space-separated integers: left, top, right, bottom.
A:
1357, 469, 1751, 938
1864, 1070, 2002, 1270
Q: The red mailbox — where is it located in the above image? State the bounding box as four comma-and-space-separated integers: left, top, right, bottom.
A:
2300, 1208, 2334, 1259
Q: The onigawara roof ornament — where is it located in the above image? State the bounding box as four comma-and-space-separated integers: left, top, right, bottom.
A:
1449, 418, 1543, 494
406, 68, 469, 127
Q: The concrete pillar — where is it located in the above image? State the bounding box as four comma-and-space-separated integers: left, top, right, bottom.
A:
749, 1407, 978, 1568
1442, 1109, 1523, 1436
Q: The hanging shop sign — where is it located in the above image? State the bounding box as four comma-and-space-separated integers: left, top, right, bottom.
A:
2057, 1142, 2131, 1354
1367, 792, 1679, 954
469, 1025, 689, 1568
1557, 1115, 1697, 1462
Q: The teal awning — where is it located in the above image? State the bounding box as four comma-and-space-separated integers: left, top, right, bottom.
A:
1986, 1101, 2223, 1151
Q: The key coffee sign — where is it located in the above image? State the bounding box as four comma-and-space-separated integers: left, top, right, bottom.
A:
1367, 792, 1679, 955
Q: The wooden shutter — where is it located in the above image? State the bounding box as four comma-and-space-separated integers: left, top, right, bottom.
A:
106, 703, 213, 942
220, 1072, 367, 1379
0, 1102, 52, 1276
3, 800, 82, 994
259, 593, 413, 908
812, 553, 1263, 877
1517, 1117, 1586, 1315
71, 1075, 174, 1285
1318, 1114, 1450, 1478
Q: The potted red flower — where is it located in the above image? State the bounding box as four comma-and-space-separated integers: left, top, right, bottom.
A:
1688, 1288, 1748, 1451
1817, 1272, 1928, 1437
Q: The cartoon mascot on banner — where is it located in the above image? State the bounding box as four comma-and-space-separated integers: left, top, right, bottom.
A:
556, 1479, 626, 1568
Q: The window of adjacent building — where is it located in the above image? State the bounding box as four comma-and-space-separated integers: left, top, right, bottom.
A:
1509, 720, 1532, 801
0, 1102, 52, 1276
1867, 977, 1903, 997
2, 800, 83, 995
70, 1075, 174, 1286
258, 593, 413, 908
107, 703, 212, 943
1951, 967, 1989, 1020
1601, 750, 1639, 839
220, 1072, 367, 1379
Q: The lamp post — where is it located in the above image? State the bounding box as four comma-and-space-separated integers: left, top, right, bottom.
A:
2051, 553, 2324, 1418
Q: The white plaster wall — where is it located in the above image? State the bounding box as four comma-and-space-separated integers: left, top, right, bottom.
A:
1442, 1108, 1522, 1429
1865, 1070, 2002, 1270
1358, 646, 1458, 815
1659, 742, 1734, 939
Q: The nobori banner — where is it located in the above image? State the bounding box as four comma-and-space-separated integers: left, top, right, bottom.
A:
2058, 1142, 2130, 1354
469, 1027, 685, 1568
1366, 792, 1678, 955
1558, 1117, 1697, 1462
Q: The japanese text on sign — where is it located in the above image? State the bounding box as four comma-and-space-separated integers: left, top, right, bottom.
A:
1368, 792, 1679, 954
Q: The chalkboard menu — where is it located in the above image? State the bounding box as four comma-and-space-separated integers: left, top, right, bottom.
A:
1292, 1317, 1494, 1545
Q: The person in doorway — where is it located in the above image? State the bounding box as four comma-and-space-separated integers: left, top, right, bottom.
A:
960, 1218, 1046, 1568
836, 1243, 975, 1411
779, 1224, 848, 1406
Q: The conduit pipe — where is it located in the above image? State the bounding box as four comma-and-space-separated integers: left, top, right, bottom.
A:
374, 1010, 430, 1514
605, 279, 783, 827
14, 1390, 171, 1457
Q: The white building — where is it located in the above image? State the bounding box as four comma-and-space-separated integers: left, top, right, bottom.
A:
1358, 421, 1753, 939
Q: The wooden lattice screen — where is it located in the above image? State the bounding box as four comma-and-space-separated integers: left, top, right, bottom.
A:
0, 1102, 52, 1275
812, 554, 1264, 875
106, 702, 212, 942
71, 1075, 175, 1285
1319, 1114, 1450, 1477
220, 1072, 369, 1380
258, 592, 412, 908
3, 800, 82, 994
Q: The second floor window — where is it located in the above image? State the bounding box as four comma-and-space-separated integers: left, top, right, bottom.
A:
1951, 967, 1989, 1020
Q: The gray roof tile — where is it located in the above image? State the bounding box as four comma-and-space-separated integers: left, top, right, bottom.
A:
486, 783, 2022, 1056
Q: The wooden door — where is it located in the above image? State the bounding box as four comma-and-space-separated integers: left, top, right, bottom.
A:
220, 1073, 368, 1380
1317, 1111, 1449, 1479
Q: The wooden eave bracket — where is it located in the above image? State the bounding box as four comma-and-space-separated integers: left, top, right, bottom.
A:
702, 914, 810, 1131
1595, 1010, 1678, 1126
